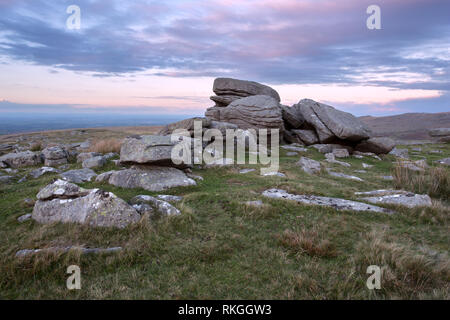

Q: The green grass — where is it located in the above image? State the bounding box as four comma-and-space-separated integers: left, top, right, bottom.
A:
0, 138, 449, 299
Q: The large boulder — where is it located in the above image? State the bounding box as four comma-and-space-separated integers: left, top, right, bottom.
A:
212, 78, 280, 102
158, 117, 211, 136
280, 105, 304, 129
120, 135, 199, 169
0, 151, 41, 168
216, 95, 284, 131
291, 129, 319, 145
107, 166, 196, 192
355, 137, 395, 154
294, 100, 335, 143
32, 180, 141, 228
298, 99, 371, 141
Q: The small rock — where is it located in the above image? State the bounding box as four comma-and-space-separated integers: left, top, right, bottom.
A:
29, 167, 60, 179
130, 195, 181, 217
325, 153, 351, 167
286, 152, 298, 156
60, 168, 97, 183
389, 148, 409, 159
362, 163, 373, 169
382, 176, 394, 181
355, 189, 432, 208
77, 152, 102, 163
157, 195, 183, 202
262, 172, 286, 177
239, 168, 256, 174
245, 200, 264, 207
326, 169, 364, 181
281, 145, 307, 152
297, 157, 321, 174
434, 157, 450, 166
17, 214, 32, 223
16, 246, 122, 258
82, 156, 106, 169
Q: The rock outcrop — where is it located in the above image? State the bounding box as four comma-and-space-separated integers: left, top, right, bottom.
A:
355, 190, 432, 208
32, 180, 141, 228
0, 151, 41, 168
429, 128, 450, 142
42, 146, 68, 167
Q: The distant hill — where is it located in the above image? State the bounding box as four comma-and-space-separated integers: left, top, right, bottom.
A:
359, 112, 450, 141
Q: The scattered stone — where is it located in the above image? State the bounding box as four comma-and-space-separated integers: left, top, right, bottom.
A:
362, 163, 373, 169
60, 168, 97, 183
399, 160, 428, 172
332, 149, 350, 158
325, 153, 351, 167
3, 168, 18, 174
77, 152, 102, 163
296, 157, 321, 174
382, 176, 394, 181
130, 195, 181, 217
281, 145, 307, 152
389, 148, 409, 159
16, 246, 122, 258
429, 150, 443, 154
95, 171, 116, 183
0, 151, 41, 168
326, 169, 364, 181
355, 190, 432, 208
17, 214, 32, 223
353, 151, 382, 160
157, 195, 183, 202
311, 144, 352, 154
412, 147, 422, 152
262, 189, 393, 214
29, 167, 60, 179
82, 156, 106, 169
0, 176, 13, 183
186, 172, 204, 181
107, 166, 196, 192
354, 170, 367, 174
262, 172, 286, 177
239, 168, 256, 174
286, 152, 298, 156
434, 157, 450, 166
42, 146, 68, 167
32, 180, 140, 228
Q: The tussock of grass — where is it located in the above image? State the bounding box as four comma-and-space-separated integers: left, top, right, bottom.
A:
88, 138, 123, 154
355, 230, 450, 298
277, 229, 336, 258
392, 160, 449, 200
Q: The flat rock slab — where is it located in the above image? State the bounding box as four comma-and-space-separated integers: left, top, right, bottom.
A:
16, 246, 122, 258
29, 167, 60, 179
60, 168, 97, 183
262, 189, 393, 214
107, 166, 196, 192
297, 157, 321, 174
326, 169, 364, 181
355, 189, 432, 208
282, 145, 307, 152
130, 195, 181, 216
239, 168, 256, 174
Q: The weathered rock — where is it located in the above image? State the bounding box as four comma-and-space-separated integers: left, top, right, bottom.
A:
158, 117, 211, 136
0, 175, 13, 183
262, 171, 286, 177
29, 167, 60, 179
281, 144, 307, 152
332, 149, 350, 158
130, 195, 181, 216
429, 128, 450, 137
355, 190, 432, 208
0, 151, 41, 168
286, 152, 298, 156
353, 151, 382, 160
107, 166, 196, 192
295, 100, 335, 143
389, 148, 409, 159
382, 175, 394, 181
283, 130, 304, 144
95, 170, 116, 183
77, 152, 102, 163
209, 121, 238, 135
204, 158, 234, 167
210, 95, 242, 107
32, 180, 140, 228
120, 135, 197, 169
281, 105, 304, 129
82, 156, 106, 169
217, 95, 284, 131
16, 246, 122, 258
398, 160, 428, 172
434, 157, 450, 166
311, 144, 353, 154
297, 157, 321, 174
157, 195, 183, 202
262, 189, 393, 214
306, 99, 371, 141
42, 146, 68, 166
355, 137, 395, 154
60, 168, 97, 183
291, 129, 319, 145
325, 153, 351, 167
213, 78, 281, 102
326, 169, 364, 181
17, 214, 32, 223
239, 168, 256, 174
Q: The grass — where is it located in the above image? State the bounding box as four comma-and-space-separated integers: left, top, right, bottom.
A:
0, 129, 449, 299
88, 138, 123, 154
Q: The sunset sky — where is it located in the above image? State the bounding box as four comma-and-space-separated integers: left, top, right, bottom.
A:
0, 0, 449, 116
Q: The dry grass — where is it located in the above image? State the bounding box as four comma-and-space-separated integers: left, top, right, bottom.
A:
88, 138, 123, 154
29, 142, 42, 152
277, 229, 336, 258
355, 230, 450, 298
392, 160, 449, 199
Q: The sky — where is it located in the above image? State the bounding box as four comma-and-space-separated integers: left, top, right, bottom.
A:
0, 0, 449, 117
